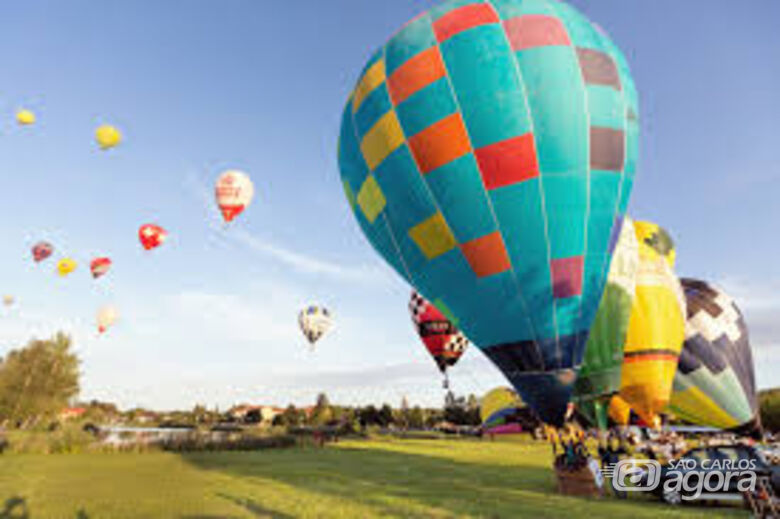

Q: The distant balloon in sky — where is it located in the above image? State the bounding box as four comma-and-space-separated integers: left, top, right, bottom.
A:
97, 305, 119, 334
90, 257, 112, 279
298, 305, 333, 350
16, 109, 35, 125
408, 290, 467, 387
3, 295, 15, 307
215, 170, 254, 223
139, 224, 167, 251
56, 257, 77, 277
32, 241, 54, 263
95, 124, 122, 150
338, 0, 639, 425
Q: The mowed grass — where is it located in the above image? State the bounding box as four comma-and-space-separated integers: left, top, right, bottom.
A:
0, 436, 747, 518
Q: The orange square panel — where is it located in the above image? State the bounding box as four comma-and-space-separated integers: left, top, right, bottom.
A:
460, 231, 512, 278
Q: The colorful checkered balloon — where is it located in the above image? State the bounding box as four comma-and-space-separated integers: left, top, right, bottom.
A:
339, 0, 638, 425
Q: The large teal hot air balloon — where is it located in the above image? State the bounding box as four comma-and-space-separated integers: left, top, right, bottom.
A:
339, 0, 638, 425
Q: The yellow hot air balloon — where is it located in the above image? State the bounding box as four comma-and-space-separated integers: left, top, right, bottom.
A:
97, 305, 119, 334
16, 109, 36, 125
619, 221, 686, 427
3, 295, 15, 307
56, 258, 77, 277
95, 125, 121, 150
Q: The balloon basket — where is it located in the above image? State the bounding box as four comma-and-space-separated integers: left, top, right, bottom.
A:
554, 464, 604, 498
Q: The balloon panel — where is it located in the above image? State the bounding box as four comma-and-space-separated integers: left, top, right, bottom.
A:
667, 279, 757, 430
339, 0, 639, 425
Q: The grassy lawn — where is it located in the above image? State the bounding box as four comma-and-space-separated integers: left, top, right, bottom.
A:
0, 436, 748, 518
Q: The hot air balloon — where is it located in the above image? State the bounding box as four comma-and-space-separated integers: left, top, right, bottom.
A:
32, 241, 54, 262
667, 279, 758, 433
409, 290, 468, 388
298, 305, 333, 350
481, 386, 525, 434
139, 224, 167, 251
97, 305, 119, 334
215, 170, 254, 223
619, 221, 686, 428
95, 125, 121, 150
16, 109, 35, 125
338, 0, 638, 425
56, 258, 77, 277
90, 257, 112, 279
574, 217, 639, 429
3, 295, 15, 307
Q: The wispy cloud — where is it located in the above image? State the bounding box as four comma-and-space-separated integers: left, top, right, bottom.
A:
184, 173, 390, 283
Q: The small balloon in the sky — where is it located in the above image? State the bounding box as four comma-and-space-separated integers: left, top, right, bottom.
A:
90, 257, 112, 279
95, 125, 122, 150
56, 258, 77, 277
16, 109, 36, 125
97, 305, 119, 334
139, 224, 167, 251
298, 305, 333, 350
3, 295, 15, 307
32, 241, 54, 262
215, 170, 254, 223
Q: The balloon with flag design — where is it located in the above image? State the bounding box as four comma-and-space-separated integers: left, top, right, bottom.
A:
409, 290, 468, 388
139, 224, 167, 251
338, 0, 639, 425
667, 278, 758, 433
215, 170, 254, 223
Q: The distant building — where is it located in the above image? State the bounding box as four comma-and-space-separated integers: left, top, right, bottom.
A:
59, 407, 86, 421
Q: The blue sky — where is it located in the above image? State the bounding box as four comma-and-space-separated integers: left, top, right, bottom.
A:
0, 0, 778, 410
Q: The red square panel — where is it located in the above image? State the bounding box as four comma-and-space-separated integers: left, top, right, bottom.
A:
475, 134, 539, 190
433, 3, 499, 43
503, 15, 571, 51
550, 256, 584, 299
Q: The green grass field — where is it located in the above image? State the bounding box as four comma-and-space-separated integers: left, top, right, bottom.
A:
0, 437, 747, 518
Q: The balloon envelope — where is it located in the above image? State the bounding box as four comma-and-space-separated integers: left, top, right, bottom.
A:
215, 170, 254, 223
138, 224, 167, 251
90, 257, 112, 279
338, 0, 639, 425
97, 305, 119, 334
32, 241, 53, 262
409, 291, 468, 374
2, 295, 14, 307
298, 305, 333, 347
619, 221, 685, 427
480, 386, 524, 429
56, 258, 77, 277
96, 125, 121, 149
16, 109, 35, 125
667, 279, 758, 431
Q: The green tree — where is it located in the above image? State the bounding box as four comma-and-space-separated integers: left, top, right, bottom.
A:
0, 333, 80, 428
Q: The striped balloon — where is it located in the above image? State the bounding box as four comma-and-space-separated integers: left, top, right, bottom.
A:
339, 0, 638, 425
